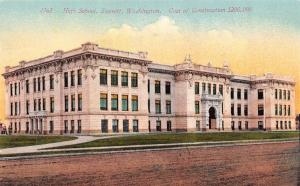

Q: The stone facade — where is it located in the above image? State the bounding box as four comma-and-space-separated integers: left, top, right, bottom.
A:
2, 42, 296, 135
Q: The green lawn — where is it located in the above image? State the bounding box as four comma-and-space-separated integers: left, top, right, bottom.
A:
0, 135, 77, 149
57, 131, 299, 149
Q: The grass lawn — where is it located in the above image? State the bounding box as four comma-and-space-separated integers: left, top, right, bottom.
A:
57, 131, 299, 149
0, 135, 77, 149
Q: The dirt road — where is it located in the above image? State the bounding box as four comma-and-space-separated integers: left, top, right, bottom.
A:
0, 142, 299, 185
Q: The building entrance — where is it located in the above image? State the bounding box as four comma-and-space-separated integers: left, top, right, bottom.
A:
209, 107, 217, 129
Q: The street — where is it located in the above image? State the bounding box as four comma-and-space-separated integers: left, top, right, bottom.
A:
0, 142, 299, 185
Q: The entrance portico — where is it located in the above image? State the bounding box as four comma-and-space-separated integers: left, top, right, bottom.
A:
29, 111, 47, 134
201, 93, 223, 131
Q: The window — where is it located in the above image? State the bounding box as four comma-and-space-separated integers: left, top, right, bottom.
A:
165, 81, 171, 94
148, 79, 150, 93
26, 122, 29, 134
279, 105, 282, 116
33, 78, 36, 92
166, 100, 171, 114
34, 99, 36, 111
71, 71, 75, 86
42, 76, 45, 91
112, 119, 118, 133
283, 105, 286, 116
237, 89, 241, 99
155, 100, 161, 114
42, 98, 46, 111
64, 95, 69, 112
275, 89, 278, 99
287, 90, 290, 100
15, 102, 18, 115
156, 120, 161, 131
196, 120, 201, 131
258, 89, 264, 99
10, 84, 13, 96
237, 104, 241, 116
77, 69, 82, 86
26, 100, 30, 115
283, 90, 286, 100
38, 99, 41, 111
288, 105, 290, 116
284, 121, 287, 129
100, 69, 107, 85
195, 101, 200, 114
279, 89, 282, 99
208, 83, 211, 94
101, 119, 108, 133
133, 120, 139, 132
213, 84, 217, 95
288, 121, 291, 129
77, 120, 81, 133
123, 120, 129, 132
231, 104, 234, 116
276, 121, 279, 130
132, 95, 138, 111
219, 85, 223, 96
155, 80, 161, 93
231, 121, 235, 130
50, 97, 54, 113
275, 104, 278, 115
202, 83, 206, 94
100, 93, 108, 110
26, 80, 30, 93
167, 121, 172, 131
9, 102, 14, 116
64, 72, 68, 88
280, 121, 283, 129
78, 94, 82, 111
50, 74, 54, 90
245, 121, 248, 130
244, 105, 248, 116
111, 94, 118, 111
148, 121, 151, 132
195, 82, 199, 94
71, 95, 75, 111
18, 102, 21, 115
37, 77, 41, 91
64, 120, 68, 133
222, 121, 224, 130
111, 70, 118, 86
148, 99, 150, 113
18, 83, 20, 95
70, 120, 75, 133
131, 72, 138, 87
238, 121, 242, 130
231, 88, 234, 99
122, 95, 128, 111
258, 104, 264, 116
121, 71, 128, 86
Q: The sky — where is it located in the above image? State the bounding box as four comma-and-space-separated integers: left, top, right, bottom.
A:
0, 0, 299, 121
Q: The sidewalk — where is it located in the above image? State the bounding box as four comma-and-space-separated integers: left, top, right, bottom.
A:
0, 137, 298, 157
0, 136, 103, 155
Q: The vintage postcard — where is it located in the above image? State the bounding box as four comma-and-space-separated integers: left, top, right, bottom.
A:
0, 0, 299, 185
